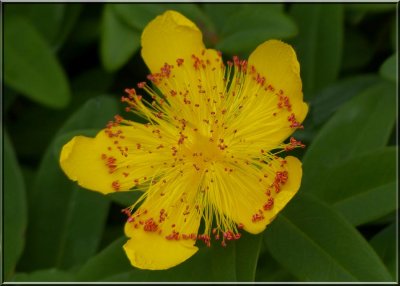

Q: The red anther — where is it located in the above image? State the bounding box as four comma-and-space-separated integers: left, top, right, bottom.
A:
112, 180, 120, 191
143, 218, 158, 232
221, 240, 227, 247
124, 88, 136, 96
176, 58, 184, 66
161, 63, 173, 77
137, 82, 146, 88
212, 228, 217, 235
235, 233, 241, 240
136, 95, 142, 101
170, 90, 177, 96
114, 114, 123, 123
238, 223, 244, 229
217, 51, 222, 58
123, 172, 129, 177
215, 234, 220, 240
136, 143, 141, 149
101, 154, 107, 160
263, 197, 274, 211
127, 216, 134, 223
252, 213, 265, 222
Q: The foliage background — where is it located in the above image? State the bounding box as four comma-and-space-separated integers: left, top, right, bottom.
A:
2, 2, 398, 282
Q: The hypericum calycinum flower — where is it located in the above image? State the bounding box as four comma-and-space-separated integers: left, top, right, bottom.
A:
60, 10, 308, 270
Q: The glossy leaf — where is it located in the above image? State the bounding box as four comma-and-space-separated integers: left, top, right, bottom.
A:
304, 148, 396, 226
379, 54, 396, 83
264, 194, 392, 282
303, 81, 396, 183
369, 223, 396, 280
101, 4, 140, 72
11, 269, 77, 282
4, 17, 71, 108
290, 4, 344, 99
19, 97, 118, 271
341, 28, 374, 72
346, 4, 396, 13
216, 7, 297, 56
311, 74, 380, 126
235, 232, 263, 281
4, 132, 28, 280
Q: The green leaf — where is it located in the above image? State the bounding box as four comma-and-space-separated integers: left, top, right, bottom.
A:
76, 237, 133, 281
4, 16, 71, 109
54, 4, 83, 49
256, 250, 297, 282
303, 81, 396, 181
304, 148, 397, 226
289, 4, 344, 99
341, 28, 375, 71
235, 232, 263, 281
100, 4, 140, 72
4, 132, 28, 280
264, 194, 392, 282
379, 54, 396, 83
106, 190, 142, 206
11, 269, 76, 282
311, 74, 380, 126
369, 223, 396, 280
5, 4, 65, 48
346, 4, 396, 13
19, 97, 118, 271
216, 7, 297, 56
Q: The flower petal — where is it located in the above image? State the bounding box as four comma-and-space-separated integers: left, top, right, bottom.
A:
208, 156, 302, 235
141, 10, 205, 73
60, 124, 172, 194
227, 40, 308, 155
123, 168, 202, 270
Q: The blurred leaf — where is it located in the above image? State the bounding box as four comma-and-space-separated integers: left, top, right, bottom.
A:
20, 97, 118, 271
5, 4, 65, 48
216, 7, 297, 56
369, 223, 396, 279
4, 17, 71, 109
290, 4, 344, 99
264, 194, 392, 282
255, 250, 297, 282
55, 4, 83, 49
390, 17, 396, 51
11, 269, 76, 282
311, 74, 380, 126
305, 148, 396, 226
303, 81, 396, 181
346, 4, 396, 13
71, 68, 115, 94
76, 237, 133, 281
3, 86, 18, 112
106, 190, 142, 206
341, 28, 374, 71
101, 5, 140, 72
4, 132, 28, 280
379, 54, 396, 82
235, 232, 263, 281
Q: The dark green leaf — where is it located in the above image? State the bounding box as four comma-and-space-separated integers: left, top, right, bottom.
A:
290, 4, 344, 99
11, 269, 76, 282
4, 17, 71, 108
106, 190, 142, 206
264, 194, 392, 281
304, 148, 396, 226
4, 132, 28, 280
369, 223, 396, 280
100, 5, 140, 72
5, 4, 65, 47
19, 97, 119, 271
55, 4, 83, 49
76, 237, 133, 281
235, 232, 263, 281
341, 28, 374, 71
311, 74, 380, 126
379, 54, 396, 82
346, 4, 396, 13
71, 68, 115, 94
255, 250, 297, 282
303, 81, 396, 181
216, 7, 297, 56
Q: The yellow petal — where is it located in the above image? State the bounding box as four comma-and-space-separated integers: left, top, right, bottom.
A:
60, 124, 172, 194
123, 229, 198, 270
248, 39, 307, 122
123, 167, 202, 270
208, 156, 302, 235
141, 10, 205, 73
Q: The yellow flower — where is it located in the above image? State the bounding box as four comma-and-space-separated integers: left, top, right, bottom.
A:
60, 10, 308, 270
